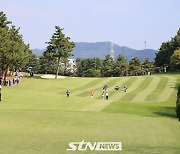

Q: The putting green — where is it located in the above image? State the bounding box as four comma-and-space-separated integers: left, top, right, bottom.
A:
0, 73, 180, 153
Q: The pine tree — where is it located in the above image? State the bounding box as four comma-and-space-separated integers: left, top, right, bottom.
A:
45, 26, 75, 79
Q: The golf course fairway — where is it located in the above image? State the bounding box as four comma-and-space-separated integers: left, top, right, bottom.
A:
0, 73, 180, 154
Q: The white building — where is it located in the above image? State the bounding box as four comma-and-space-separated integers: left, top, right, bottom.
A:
61, 58, 76, 73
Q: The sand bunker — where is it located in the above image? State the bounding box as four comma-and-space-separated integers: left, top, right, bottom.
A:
41, 74, 66, 79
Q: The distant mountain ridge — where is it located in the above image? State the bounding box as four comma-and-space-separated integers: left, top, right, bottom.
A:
32, 42, 157, 61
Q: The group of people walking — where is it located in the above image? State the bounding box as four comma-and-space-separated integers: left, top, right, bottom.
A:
66, 84, 128, 100
101, 91, 109, 100
101, 85, 127, 100
2, 73, 23, 86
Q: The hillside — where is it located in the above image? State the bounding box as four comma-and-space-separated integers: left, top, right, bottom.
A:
32, 42, 157, 61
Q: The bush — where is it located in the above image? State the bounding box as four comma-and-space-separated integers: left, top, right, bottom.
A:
176, 86, 180, 121
84, 69, 101, 77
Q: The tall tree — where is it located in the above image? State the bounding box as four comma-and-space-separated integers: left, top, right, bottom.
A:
8, 26, 31, 71
76, 58, 102, 77
45, 26, 75, 79
39, 51, 57, 74
170, 49, 180, 71
0, 11, 11, 78
129, 57, 143, 76
0, 12, 31, 80
155, 28, 180, 70
142, 58, 155, 74
114, 54, 129, 76
0, 11, 11, 28
25, 54, 40, 73
101, 55, 115, 77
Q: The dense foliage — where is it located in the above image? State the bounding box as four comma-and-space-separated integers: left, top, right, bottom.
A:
170, 49, 180, 71
155, 28, 180, 71
176, 86, 180, 121
44, 26, 75, 78
0, 11, 32, 80
75, 54, 154, 77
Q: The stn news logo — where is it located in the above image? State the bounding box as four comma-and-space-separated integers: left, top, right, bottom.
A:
67, 140, 122, 151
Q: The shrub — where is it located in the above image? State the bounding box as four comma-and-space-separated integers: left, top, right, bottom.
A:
176, 86, 180, 121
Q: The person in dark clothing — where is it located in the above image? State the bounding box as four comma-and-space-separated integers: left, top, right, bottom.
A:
123, 86, 128, 92
9, 80, 11, 86
103, 85, 109, 91
66, 89, 70, 98
114, 85, 120, 92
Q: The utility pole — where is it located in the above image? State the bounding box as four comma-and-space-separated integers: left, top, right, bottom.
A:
144, 41, 147, 50
110, 42, 115, 60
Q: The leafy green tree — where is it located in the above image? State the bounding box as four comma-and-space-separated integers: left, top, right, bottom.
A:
170, 49, 180, 71
176, 86, 180, 121
0, 11, 11, 78
0, 11, 11, 28
114, 54, 129, 76
25, 54, 40, 73
142, 58, 155, 74
76, 58, 102, 77
84, 69, 101, 77
45, 26, 75, 78
39, 51, 57, 74
0, 28, 9, 77
0, 12, 31, 80
101, 55, 115, 77
155, 28, 180, 70
75, 58, 83, 75
129, 57, 143, 76
8, 26, 31, 70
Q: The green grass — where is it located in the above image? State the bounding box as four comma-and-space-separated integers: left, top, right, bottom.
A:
0, 73, 180, 153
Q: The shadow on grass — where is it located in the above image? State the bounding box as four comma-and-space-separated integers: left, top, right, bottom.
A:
153, 107, 176, 118
103, 101, 178, 119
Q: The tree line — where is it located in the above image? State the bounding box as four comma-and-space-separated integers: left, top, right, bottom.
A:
1, 10, 179, 80
29, 53, 154, 77
27, 28, 180, 77
0, 11, 32, 80
75, 55, 154, 77
155, 29, 180, 72
0, 11, 75, 80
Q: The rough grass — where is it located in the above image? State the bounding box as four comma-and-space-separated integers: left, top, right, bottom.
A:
0, 73, 180, 154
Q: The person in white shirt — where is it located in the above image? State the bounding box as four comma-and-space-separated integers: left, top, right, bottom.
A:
105, 92, 109, 100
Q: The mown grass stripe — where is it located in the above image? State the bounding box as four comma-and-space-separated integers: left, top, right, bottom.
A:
108, 77, 139, 102
70, 78, 109, 96
122, 76, 153, 102
132, 76, 160, 102
157, 76, 177, 103
73, 78, 102, 91
119, 77, 146, 101
57, 78, 102, 95
77, 78, 115, 97
95, 78, 122, 99
145, 76, 169, 102
83, 77, 135, 111
107, 77, 131, 96
105, 77, 121, 87
166, 77, 178, 103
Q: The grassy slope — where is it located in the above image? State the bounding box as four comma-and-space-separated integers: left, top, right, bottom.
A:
0, 73, 180, 154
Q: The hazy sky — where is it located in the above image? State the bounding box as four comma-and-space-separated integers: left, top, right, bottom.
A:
0, 0, 180, 50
